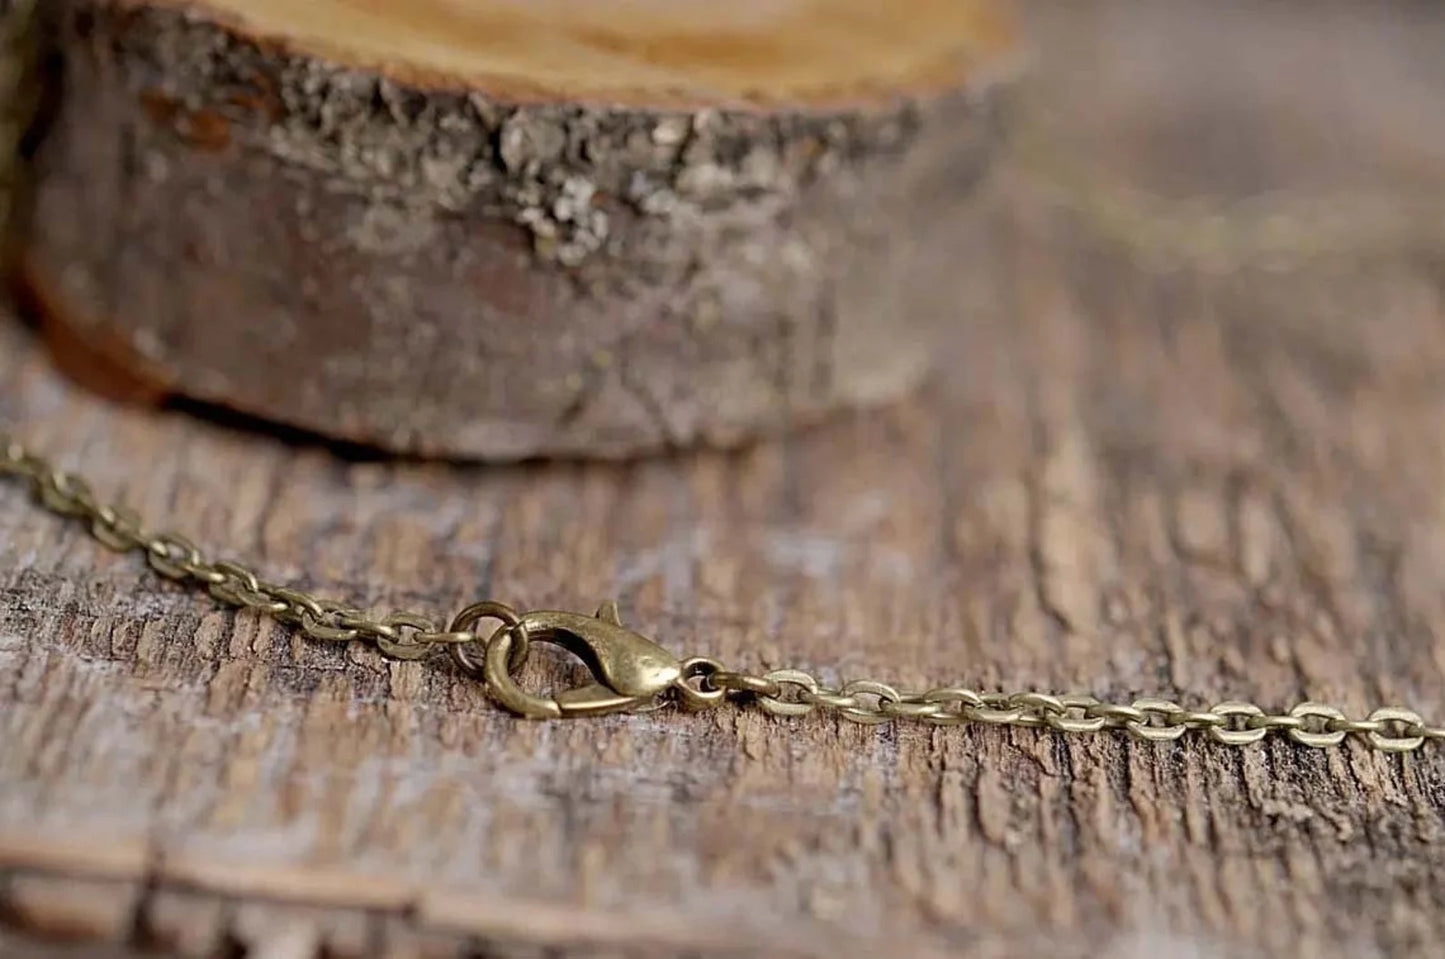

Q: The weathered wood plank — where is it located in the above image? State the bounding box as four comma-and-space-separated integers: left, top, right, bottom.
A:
4, 0, 1445, 956
1, 875, 139, 942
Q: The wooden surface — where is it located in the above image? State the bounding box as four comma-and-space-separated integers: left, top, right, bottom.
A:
5, 0, 1445, 955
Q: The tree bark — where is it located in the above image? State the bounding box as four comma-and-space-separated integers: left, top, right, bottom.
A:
21, 0, 1015, 458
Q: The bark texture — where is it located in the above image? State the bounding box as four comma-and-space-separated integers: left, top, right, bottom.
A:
5, 0, 1445, 956
22, 0, 1011, 459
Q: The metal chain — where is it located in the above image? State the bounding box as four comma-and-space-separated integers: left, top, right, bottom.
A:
5, 433, 1445, 751
693, 667, 1445, 753
0, 435, 485, 660
1005, 98, 1445, 272
5, 2, 1445, 749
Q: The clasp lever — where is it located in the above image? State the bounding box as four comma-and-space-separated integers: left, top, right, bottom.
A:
455, 600, 682, 719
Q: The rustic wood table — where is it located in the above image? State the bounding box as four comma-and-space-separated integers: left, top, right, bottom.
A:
4, 0, 1445, 956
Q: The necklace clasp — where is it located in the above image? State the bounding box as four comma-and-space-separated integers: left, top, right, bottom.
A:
451, 600, 681, 719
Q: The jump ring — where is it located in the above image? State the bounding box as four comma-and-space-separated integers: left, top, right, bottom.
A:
675, 657, 727, 711
448, 601, 528, 679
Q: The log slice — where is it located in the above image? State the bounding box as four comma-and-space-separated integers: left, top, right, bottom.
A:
23, 0, 1015, 458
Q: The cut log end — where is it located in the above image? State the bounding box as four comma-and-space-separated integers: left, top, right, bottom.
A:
165, 0, 1015, 107
24, 0, 1018, 459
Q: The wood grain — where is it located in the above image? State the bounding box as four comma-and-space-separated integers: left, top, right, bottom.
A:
5, 0, 1445, 956
151, 0, 1012, 106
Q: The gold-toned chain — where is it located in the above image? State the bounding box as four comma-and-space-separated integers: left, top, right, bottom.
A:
0, 435, 484, 660
5, 433, 1445, 752
1006, 105, 1445, 271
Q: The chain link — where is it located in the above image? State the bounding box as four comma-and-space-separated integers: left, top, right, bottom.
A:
1009, 107, 1445, 271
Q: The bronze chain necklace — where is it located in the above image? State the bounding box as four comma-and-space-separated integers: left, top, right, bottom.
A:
4, 434, 1441, 750
3, 0, 1441, 752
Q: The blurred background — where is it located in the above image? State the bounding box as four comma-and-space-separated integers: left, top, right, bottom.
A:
1010, 0, 1444, 271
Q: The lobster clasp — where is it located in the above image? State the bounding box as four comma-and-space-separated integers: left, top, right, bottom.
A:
456, 601, 681, 719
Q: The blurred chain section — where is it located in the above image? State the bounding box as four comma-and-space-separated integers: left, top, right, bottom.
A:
1007, 103, 1445, 273
6, 431, 1445, 751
